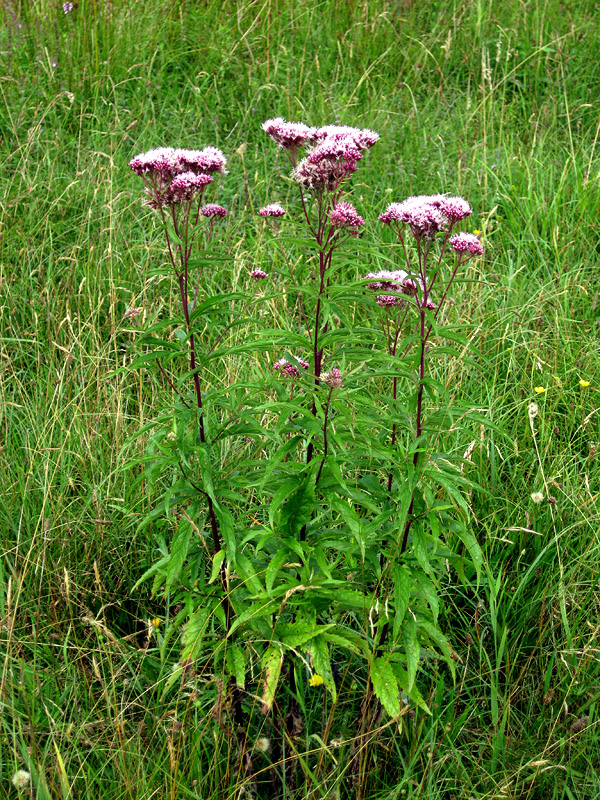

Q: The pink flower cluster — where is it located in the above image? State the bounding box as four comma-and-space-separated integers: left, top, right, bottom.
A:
249, 268, 268, 280
380, 195, 472, 239
168, 172, 213, 204
63, 1, 74, 12
258, 203, 286, 217
201, 204, 228, 218
364, 269, 423, 308
129, 146, 227, 209
329, 202, 364, 234
322, 368, 343, 388
273, 356, 309, 378
448, 232, 483, 256
262, 118, 379, 193
261, 119, 318, 150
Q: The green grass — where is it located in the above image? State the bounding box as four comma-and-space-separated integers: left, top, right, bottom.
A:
1, 0, 600, 797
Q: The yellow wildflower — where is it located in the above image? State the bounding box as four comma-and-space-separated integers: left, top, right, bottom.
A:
534, 387, 547, 394
579, 379, 591, 388
473, 229, 481, 235
309, 674, 324, 687
151, 617, 161, 628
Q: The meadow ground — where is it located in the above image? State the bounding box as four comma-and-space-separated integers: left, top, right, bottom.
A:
1, 0, 600, 798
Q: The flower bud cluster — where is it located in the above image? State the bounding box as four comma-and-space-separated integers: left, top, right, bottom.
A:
380, 194, 473, 240
262, 118, 379, 194
273, 356, 309, 378
201, 204, 228, 218
364, 269, 431, 309
329, 202, 364, 234
129, 146, 227, 209
448, 232, 483, 255
322, 367, 343, 388
258, 203, 287, 217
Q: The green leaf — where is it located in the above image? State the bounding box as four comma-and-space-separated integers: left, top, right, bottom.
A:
277, 472, 316, 538
418, 620, 456, 681
390, 663, 431, 715
235, 551, 264, 595
166, 519, 192, 592
403, 615, 420, 693
412, 525, 433, 577
278, 622, 333, 649
261, 646, 283, 713
227, 600, 279, 637
214, 506, 236, 564
180, 605, 210, 664
331, 497, 364, 559
452, 525, 483, 585
307, 635, 336, 701
209, 550, 226, 585
265, 549, 290, 596
226, 645, 246, 689
392, 565, 411, 641
371, 656, 401, 718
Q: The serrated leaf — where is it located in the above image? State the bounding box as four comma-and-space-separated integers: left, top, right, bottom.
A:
181, 605, 210, 663
371, 656, 401, 717
453, 526, 483, 584
307, 635, 336, 701
166, 519, 192, 592
226, 645, 246, 689
277, 473, 316, 537
235, 551, 264, 595
414, 573, 439, 624
390, 663, 431, 715
265, 549, 291, 596
413, 525, 433, 576
403, 615, 420, 693
214, 506, 236, 564
418, 620, 456, 681
261, 646, 283, 713
278, 622, 333, 649
209, 550, 226, 585
227, 600, 279, 637
392, 565, 411, 641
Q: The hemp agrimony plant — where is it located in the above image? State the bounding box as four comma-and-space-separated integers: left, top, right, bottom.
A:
124, 124, 486, 800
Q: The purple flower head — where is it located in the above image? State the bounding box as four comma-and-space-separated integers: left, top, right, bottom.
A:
439, 196, 472, 221
376, 295, 400, 308
364, 269, 422, 295
168, 172, 213, 204
449, 232, 483, 256
249, 268, 268, 280
175, 147, 227, 175
201, 203, 228, 218
329, 202, 364, 233
129, 147, 177, 177
322, 367, 343, 388
306, 138, 363, 166
315, 125, 379, 150
63, 1, 74, 13
273, 356, 309, 378
293, 157, 357, 192
262, 118, 318, 149
258, 203, 286, 217
392, 196, 446, 239
423, 299, 436, 310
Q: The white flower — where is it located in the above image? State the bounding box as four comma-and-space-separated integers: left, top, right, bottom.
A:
255, 736, 270, 753
531, 492, 544, 504
11, 770, 31, 789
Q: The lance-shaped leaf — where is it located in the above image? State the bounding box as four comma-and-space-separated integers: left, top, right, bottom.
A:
371, 656, 401, 718
261, 646, 283, 714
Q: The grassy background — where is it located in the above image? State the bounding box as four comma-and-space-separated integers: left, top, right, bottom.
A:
1, 0, 600, 797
